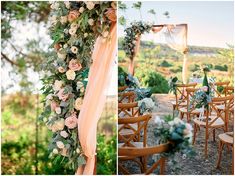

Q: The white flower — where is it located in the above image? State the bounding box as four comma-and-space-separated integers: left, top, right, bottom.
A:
63, 44, 68, 49
76, 148, 80, 153
79, 7, 85, 13
60, 16, 67, 24
102, 31, 109, 38
55, 107, 61, 114
86, 1, 95, 10
57, 50, 66, 60
84, 33, 88, 38
53, 80, 63, 91
71, 46, 78, 54
88, 18, 94, 26
69, 28, 77, 36
154, 116, 164, 124
58, 66, 65, 73
60, 131, 69, 138
52, 148, 59, 154
138, 98, 155, 110
56, 141, 65, 149
66, 69, 76, 80
49, 15, 57, 26
74, 98, 83, 110
51, 2, 59, 10
64, 1, 70, 9
77, 81, 83, 89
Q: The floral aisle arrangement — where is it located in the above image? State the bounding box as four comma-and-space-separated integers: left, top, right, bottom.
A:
190, 86, 211, 109
154, 115, 195, 171
138, 97, 156, 114
122, 21, 152, 58
39, 1, 116, 170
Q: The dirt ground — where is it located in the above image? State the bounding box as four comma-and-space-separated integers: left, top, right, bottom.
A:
119, 94, 233, 175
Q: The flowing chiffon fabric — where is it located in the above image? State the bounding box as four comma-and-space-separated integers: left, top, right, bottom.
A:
76, 23, 117, 175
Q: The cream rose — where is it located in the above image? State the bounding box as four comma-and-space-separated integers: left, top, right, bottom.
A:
60, 16, 68, 24
69, 59, 82, 71
53, 80, 63, 91
79, 7, 85, 13
84, 33, 88, 38
66, 69, 76, 80
64, 1, 70, 9
76, 148, 80, 154
74, 98, 83, 110
55, 107, 61, 114
52, 148, 59, 154
56, 141, 65, 149
86, 1, 95, 10
69, 28, 77, 36
88, 18, 94, 26
51, 118, 65, 132
57, 50, 66, 60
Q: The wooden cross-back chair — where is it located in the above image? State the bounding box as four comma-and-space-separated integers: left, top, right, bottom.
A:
170, 83, 197, 111
216, 132, 234, 174
178, 88, 203, 122
118, 91, 135, 103
209, 81, 230, 97
193, 94, 234, 157
118, 114, 152, 172
118, 143, 170, 175
118, 102, 141, 141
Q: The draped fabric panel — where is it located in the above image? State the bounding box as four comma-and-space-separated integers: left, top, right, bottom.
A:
76, 23, 117, 175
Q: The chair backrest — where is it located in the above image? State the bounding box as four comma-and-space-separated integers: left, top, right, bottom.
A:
207, 94, 234, 131
209, 81, 230, 97
118, 91, 135, 103
118, 86, 128, 92
186, 87, 199, 112
224, 86, 234, 96
118, 102, 140, 118
118, 114, 151, 147
174, 83, 197, 109
118, 143, 170, 175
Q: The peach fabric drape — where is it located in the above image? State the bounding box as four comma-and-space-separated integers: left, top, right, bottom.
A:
76, 23, 117, 175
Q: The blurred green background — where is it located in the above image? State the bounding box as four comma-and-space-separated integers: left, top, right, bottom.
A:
1, 1, 116, 175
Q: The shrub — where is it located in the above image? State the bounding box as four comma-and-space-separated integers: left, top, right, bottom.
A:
159, 60, 172, 67
214, 64, 228, 71
189, 64, 200, 72
170, 66, 182, 73
135, 68, 169, 93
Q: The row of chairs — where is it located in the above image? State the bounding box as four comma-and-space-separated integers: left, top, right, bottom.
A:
170, 81, 234, 173
118, 87, 169, 174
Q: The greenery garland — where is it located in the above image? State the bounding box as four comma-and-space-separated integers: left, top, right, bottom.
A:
122, 21, 152, 58
39, 1, 116, 170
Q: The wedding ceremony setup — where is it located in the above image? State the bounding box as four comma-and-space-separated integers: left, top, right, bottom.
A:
1, 1, 234, 175
118, 1, 234, 175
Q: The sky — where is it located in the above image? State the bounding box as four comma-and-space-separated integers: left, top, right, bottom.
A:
119, 1, 234, 48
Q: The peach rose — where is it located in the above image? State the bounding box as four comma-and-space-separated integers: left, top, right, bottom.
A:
69, 59, 82, 71
65, 113, 77, 129
57, 88, 69, 101
54, 43, 61, 51
105, 8, 116, 22
68, 10, 80, 23
58, 66, 65, 73
74, 98, 83, 110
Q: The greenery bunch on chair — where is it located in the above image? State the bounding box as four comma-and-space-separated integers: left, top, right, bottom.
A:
39, 1, 116, 170
154, 115, 195, 172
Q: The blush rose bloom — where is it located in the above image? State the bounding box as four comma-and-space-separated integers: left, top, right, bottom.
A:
50, 101, 58, 111
66, 69, 76, 80
57, 88, 69, 101
60, 130, 69, 138
56, 141, 65, 149
65, 113, 77, 129
51, 118, 65, 132
105, 8, 116, 22
69, 59, 82, 71
68, 10, 80, 22
74, 98, 83, 110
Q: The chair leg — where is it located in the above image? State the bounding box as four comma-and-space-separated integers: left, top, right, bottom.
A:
205, 129, 209, 158
216, 141, 224, 169
213, 129, 216, 142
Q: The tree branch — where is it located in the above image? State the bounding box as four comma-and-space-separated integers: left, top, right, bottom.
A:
1, 52, 18, 66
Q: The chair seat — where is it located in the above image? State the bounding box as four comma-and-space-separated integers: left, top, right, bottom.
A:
216, 104, 225, 110
169, 100, 187, 106
193, 116, 225, 127
179, 107, 202, 114
218, 132, 233, 144
118, 124, 138, 136
118, 141, 145, 148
